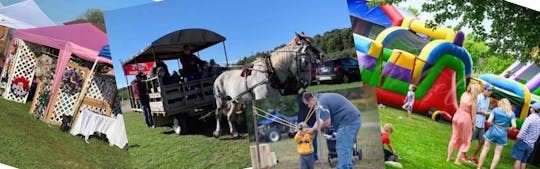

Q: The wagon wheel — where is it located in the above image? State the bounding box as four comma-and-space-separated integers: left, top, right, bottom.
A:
173, 117, 188, 135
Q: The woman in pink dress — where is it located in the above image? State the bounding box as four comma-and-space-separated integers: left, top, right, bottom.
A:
447, 83, 482, 165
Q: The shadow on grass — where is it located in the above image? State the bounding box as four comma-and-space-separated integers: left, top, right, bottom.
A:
217, 134, 248, 140
157, 116, 249, 138
162, 130, 176, 135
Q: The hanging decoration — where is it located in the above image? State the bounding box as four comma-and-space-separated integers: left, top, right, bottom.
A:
10, 76, 30, 97
61, 69, 83, 95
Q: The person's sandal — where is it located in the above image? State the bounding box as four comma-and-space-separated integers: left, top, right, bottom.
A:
469, 157, 478, 165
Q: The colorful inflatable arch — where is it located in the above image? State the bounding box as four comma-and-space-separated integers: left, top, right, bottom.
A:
348, 0, 472, 121
500, 61, 540, 95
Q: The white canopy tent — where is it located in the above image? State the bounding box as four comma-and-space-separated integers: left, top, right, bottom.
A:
0, 0, 55, 29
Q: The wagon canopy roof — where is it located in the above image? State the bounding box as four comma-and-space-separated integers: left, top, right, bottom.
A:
124, 28, 225, 64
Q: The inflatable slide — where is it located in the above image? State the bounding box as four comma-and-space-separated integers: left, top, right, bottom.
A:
348, 0, 472, 121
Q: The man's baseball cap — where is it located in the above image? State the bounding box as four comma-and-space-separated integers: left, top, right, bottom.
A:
483, 83, 493, 91
531, 103, 540, 112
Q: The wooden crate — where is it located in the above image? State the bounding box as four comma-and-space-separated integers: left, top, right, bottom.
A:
250, 144, 276, 169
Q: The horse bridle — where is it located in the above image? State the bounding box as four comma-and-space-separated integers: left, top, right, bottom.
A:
232, 40, 322, 101
266, 41, 321, 95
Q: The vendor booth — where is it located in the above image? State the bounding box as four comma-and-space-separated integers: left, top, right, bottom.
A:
0, 0, 55, 93
0, 23, 126, 148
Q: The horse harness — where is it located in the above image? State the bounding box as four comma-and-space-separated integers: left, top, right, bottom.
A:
230, 44, 314, 102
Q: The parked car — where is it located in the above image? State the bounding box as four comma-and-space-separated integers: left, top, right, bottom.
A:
317, 57, 361, 83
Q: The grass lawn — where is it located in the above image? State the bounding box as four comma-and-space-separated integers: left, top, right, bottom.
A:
250, 86, 385, 169
378, 107, 540, 169
306, 81, 363, 93
0, 98, 129, 169
125, 111, 251, 168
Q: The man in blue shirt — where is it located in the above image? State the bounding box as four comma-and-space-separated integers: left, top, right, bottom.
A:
469, 83, 492, 164
304, 92, 361, 169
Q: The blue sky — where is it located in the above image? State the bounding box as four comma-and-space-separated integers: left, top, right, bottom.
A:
0, 0, 151, 24
104, 1, 351, 87
2, 0, 491, 89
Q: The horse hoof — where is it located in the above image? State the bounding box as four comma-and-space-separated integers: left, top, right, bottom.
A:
232, 133, 239, 138
213, 131, 220, 138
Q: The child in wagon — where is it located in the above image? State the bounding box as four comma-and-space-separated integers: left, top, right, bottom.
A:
295, 122, 315, 169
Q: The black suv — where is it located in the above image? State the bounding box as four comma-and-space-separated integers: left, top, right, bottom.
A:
316, 57, 361, 83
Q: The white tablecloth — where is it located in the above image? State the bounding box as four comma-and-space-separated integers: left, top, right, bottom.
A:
70, 109, 128, 149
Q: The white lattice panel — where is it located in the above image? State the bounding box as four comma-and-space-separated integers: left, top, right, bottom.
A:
3, 39, 37, 103
86, 75, 116, 103
78, 103, 107, 115
47, 67, 86, 123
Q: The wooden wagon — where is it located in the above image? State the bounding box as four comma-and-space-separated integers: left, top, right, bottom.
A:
124, 28, 229, 134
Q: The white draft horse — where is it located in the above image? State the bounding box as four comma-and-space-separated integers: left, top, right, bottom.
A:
213, 32, 324, 138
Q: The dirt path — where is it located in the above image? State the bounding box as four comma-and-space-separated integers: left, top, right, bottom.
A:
362, 121, 380, 128
120, 100, 131, 113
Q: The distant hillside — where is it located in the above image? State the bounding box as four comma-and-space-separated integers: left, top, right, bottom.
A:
237, 28, 355, 64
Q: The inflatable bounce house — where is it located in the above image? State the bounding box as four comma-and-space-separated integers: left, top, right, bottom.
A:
347, 0, 540, 140
347, 0, 472, 121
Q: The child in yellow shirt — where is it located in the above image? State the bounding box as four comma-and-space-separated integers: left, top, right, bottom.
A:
295, 123, 315, 169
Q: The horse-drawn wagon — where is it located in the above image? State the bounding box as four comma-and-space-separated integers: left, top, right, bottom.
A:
125, 28, 325, 140
124, 28, 228, 134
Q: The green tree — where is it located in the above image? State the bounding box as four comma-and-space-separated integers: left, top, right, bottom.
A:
463, 34, 489, 65
371, 0, 540, 64
406, 6, 420, 16
77, 9, 106, 31
463, 35, 513, 74
241, 28, 356, 63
